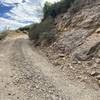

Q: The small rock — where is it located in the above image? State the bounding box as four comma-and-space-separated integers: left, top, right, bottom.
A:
60, 65, 64, 69
97, 51, 100, 58
58, 54, 65, 57
87, 62, 93, 66
84, 76, 88, 80
96, 27, 100, 33
8, 93, 11, 96
10, 75, 14, 78
95, 58, 100, 64
78, 61, 81, 64
77, 75, 82, 79
90, 71, 99, 76
98, 80, 100, 83
96, 75, 100, 80
17, 97, 19, 99
36, 85, 39, 89
54, 61, 61, 66
69, 65, 75, 70
72, 60, 78, 64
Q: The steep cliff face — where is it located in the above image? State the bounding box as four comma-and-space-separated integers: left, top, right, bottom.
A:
44, 0, 100, 88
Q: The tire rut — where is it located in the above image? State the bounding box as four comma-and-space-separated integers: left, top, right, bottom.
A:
10, 38, 68, 100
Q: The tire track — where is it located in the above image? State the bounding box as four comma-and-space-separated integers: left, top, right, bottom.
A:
10, 38, 68, 100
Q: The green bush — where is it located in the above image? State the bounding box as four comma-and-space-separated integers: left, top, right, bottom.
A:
28, 0, 75, 45
43, 0, 75, 19
28, 17, 56, 45
0, 31, 7, 40
29, 17, 54, 40
18, 25, 32, 32
39, 32, 56, 45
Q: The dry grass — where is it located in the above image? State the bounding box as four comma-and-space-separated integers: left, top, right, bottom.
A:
0, 31, 7, 40
7, 30, 25, 37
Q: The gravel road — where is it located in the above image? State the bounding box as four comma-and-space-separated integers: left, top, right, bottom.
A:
0, 35, 100, 100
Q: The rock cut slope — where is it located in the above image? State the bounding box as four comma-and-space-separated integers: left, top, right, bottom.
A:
44, 0, 100, 89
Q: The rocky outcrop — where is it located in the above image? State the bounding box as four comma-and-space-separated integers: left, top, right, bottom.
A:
44, 0, 100, 88
74, 42, 100, 61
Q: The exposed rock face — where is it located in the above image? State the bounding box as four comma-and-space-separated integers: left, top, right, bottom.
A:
55, 1, 100, 53
44, 0, 100, 88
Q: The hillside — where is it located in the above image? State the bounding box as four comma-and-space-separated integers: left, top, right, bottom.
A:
30, 0, 100, 89
0, 0, 100, 100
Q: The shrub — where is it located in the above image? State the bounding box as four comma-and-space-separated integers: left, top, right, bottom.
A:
18, 25, 31, 33
28, 17, 56, 45
0, 31, 7, 40
29, 23, 40, 40
29, 17, 54, 41
43, 0, 75, 19
39, 32, 56, 45
28, 0, 76, 45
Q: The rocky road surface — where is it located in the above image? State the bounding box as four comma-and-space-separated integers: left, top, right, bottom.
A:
0, 35, 100, 100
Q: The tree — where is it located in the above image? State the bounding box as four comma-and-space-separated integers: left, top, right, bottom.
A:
43, 0, 75, 19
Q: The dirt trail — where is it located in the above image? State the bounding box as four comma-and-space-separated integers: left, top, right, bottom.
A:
0, 35, 100, 100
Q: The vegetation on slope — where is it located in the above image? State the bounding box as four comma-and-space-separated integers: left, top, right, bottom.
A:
29, 0, 75, 46
0, 31, 8, 40
43, 0, 75, 19
17, 25, 32, 34
29, 17, 56, 46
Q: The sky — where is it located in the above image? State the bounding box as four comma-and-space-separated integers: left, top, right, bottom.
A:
0, 0, 60, 31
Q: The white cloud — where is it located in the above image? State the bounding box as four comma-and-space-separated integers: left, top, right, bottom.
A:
0, 0, 60, 31
8, 2, 42, 21
0, 17, 25, 30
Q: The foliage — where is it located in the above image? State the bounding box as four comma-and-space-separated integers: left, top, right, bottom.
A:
28, 0, 75, 45
29, 17, 54, 40
29, 17, 56, 45
0, 31, 7, 40
18, 25, 32, 32
43, 0, 75, 19
39, 32, 56, 45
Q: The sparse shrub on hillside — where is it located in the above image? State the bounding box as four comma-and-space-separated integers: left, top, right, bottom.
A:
39, 32, 56, 45
29, 23, 40, 40
43, 0, 75, 19
29, 17, 55, 42
18, 25, 32, 33
29, 17, 56, 45
28, 0, 75, 45
0, 31, 7, 40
